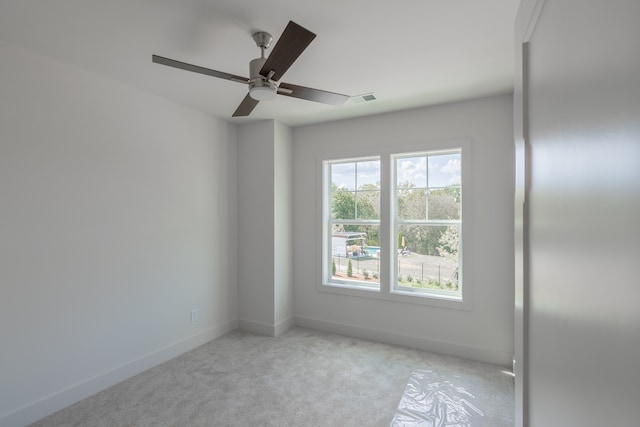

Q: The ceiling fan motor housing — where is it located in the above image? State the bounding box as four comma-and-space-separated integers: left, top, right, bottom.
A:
250, 57, 267, 79
249, 57, 277, 101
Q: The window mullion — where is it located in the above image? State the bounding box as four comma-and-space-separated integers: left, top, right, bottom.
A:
379, 153, 391, 296
396, 219, 461, 226
425, 155, 430, 221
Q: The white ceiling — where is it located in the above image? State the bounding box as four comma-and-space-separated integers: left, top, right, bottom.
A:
0, 0, 519, 126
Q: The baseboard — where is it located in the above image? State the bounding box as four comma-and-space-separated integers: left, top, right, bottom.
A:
274, 316, 294, 337
238, 318, 274, 336
293, 315, 512, 367
238, 316, 294, 337
1, 319, 237, 427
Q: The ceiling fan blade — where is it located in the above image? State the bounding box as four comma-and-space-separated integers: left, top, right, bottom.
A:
152, 55, 248, 83
278, 83, 350, 106
232, 94, 259, 117
259, 21, 316, 81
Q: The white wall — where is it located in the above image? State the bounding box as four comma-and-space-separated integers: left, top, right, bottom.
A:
237, 121, 276, 334
513, 4, 538, 424
0, 40, 238, 426
237, 120, 294, 336
274, 122, 294, 333
292, 94, 515, 366
522, 0, 640, 425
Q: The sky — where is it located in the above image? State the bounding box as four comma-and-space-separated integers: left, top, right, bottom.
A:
331, 160, 379, 189
331, 153, 461, 190
397, 153, 461, 188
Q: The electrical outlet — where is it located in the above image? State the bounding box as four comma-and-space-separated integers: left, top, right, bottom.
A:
191, 309, 198, 323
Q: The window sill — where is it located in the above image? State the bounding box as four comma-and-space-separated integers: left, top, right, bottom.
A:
392, 287, 461, 302
319, 281, 471, 311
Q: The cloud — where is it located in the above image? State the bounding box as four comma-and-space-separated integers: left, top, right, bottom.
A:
398, 158, 426, 184
440, 158, 461, 174
356, 160, 381, 185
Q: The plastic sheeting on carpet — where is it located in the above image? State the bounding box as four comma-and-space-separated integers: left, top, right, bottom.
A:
390, 369, 484, 426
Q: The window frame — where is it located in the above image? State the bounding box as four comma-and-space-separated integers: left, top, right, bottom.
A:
318, 139, 472, 311
322, 156, 381, 292
391, 149, 463, 301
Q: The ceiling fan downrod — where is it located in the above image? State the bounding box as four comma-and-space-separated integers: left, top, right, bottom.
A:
249, 31, 277, 101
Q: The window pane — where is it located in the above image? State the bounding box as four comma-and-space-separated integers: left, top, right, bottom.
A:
397, 188, 427, 220
428, 153, 461, 188
330, 224, 381, 286
356, 160, 380, 189
427, 187, 461, 220
396, 224, 460, 293
356, 160, 380, 220
397, 156, 427, 187
331, 160, 380, 220
331, 163, 355, 190
331, 190, 356, 220
356, 190, 379, 220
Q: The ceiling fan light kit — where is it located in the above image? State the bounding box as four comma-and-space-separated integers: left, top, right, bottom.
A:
249, 80, 277, 101
152, 21, 351, 117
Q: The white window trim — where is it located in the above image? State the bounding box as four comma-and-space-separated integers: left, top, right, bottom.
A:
322, 155, 382, 290
390, 148, 462, 300
317, 138, 473, 311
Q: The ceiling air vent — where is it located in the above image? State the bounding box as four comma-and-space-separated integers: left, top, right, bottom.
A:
351, 93, 377, 103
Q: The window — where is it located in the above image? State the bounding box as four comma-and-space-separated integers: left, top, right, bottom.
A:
324, 157, 381, 290
322, 146, 466, 304
392, 150, 461, 298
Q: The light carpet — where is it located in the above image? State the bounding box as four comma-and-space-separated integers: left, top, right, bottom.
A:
30, 327, 513, 426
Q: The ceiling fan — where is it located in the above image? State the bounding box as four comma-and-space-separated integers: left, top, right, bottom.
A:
152, 21, 350, 117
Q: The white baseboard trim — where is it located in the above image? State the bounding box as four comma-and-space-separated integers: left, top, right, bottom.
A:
274, 316, 294, 337
1, 319, 237, 427
238, 318, 275, 336
293, 315, 512, 367
238, 316, 294, 337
